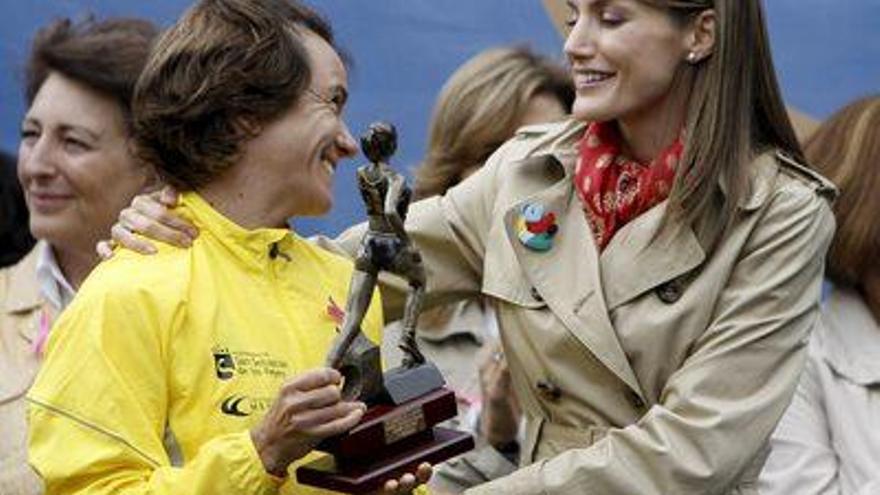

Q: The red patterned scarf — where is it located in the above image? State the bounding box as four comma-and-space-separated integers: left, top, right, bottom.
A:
574, 121, 683, 251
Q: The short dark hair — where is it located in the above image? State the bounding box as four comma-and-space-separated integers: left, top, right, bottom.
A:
25, 17, 159, 132
133, 0, 336, 190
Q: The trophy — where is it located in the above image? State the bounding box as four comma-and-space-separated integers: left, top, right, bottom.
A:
296, 122, 474, 493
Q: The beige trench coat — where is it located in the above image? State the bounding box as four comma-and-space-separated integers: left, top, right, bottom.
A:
0, 247, 47, 495
334, 119, 836, 494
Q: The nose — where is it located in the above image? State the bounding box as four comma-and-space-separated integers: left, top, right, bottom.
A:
335, 122, 358, 159
18, 133, 57, 182
563, 15, 596, 62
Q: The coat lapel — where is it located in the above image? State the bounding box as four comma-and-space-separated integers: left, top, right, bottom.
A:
503, 153, 645, 399
600, 201, 706, 311
3, 247, 44, 343
599, 151, 784, 310
0, 247, 44, 402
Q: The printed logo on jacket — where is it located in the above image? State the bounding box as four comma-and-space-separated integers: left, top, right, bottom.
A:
212, 345, 291, 417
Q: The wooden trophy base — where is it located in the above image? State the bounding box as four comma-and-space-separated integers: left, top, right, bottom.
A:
297, 427, 473, 493
296, 387, 474, 493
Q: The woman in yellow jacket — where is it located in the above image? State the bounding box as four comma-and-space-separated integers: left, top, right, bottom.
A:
27, 1, 427, 494
108, 0, 836, 493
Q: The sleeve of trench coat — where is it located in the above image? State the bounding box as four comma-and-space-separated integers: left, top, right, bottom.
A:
459, 179, 836, 493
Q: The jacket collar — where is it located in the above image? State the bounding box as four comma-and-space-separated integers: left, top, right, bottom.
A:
2, 245, 48, 345
179, 192, 294, 270
537, 119, 777, 212
533, 122, 780, 309
3, 245, 43, 315
499, 121, 781, 398
819, 285, 880, 385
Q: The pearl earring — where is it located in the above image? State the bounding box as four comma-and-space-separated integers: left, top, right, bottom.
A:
687, 52, 699, 64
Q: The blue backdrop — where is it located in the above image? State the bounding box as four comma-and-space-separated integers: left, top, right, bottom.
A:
2, 1, 878, 236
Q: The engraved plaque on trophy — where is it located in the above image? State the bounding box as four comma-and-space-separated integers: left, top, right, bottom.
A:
296, 122, 474, 493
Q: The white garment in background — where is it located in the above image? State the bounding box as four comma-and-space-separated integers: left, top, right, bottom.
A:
760, 284, 880, 495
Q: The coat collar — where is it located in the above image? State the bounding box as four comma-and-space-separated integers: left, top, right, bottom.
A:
3, 246, 43, 315
179, 192, 293, 270
499, 121, 782, 397
2, 245, 47, 345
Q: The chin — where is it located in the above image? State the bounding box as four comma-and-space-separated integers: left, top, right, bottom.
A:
29, 219, 78, 249
29, 216, 60, 242
571, 101, 615, 124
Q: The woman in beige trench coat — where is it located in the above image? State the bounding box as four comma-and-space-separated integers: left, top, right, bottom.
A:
108, 0, 836, 493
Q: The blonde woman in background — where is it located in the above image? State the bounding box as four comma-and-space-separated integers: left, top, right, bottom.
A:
760, 96, 880, 495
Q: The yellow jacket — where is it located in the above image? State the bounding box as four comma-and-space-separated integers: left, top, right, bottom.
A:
28, 192, 383, 495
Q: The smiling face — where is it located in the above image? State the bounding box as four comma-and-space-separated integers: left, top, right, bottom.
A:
564, 0, 692, 128
239, 31, 357, 220
18, 71, 148, 253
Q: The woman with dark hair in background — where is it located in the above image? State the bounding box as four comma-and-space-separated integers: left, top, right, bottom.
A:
0, 16, 158, 495
760, 95, 880, 495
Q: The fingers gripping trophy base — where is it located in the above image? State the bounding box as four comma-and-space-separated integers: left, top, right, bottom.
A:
297, 388, 474, 494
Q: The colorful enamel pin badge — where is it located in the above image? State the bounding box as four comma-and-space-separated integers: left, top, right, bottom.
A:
515, 203, 558, 252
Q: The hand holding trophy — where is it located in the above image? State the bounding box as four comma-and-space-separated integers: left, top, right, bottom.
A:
296, 122, 474, 493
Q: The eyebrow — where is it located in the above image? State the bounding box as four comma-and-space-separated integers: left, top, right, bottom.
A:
23, 117, 102, 141
61, 124, 102, 141
566, 0, 616, 17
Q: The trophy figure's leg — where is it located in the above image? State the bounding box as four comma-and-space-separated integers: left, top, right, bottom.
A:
326, 269, 378, 369
326, 265, 385, 402
397, 251, 427, 369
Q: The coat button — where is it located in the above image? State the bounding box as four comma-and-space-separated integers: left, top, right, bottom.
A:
530, 286, 544, 303
536, 379, 562, 402
626, 390, 646, 411
655, 279, 683, 304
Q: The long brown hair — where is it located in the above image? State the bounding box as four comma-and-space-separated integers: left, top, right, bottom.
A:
647, 0, 804, 234
412, 46, 573, 200
804, 96, 880, 288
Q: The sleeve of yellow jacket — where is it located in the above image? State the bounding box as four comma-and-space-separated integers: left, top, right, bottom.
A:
27, 275, 282, 495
